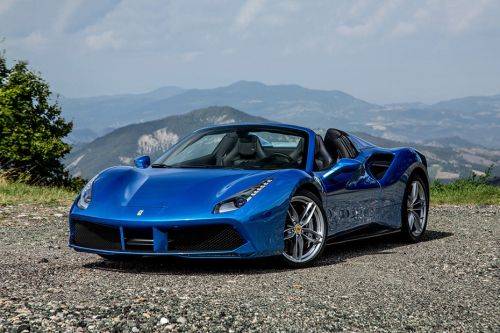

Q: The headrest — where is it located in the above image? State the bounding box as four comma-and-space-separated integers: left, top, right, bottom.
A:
325, 129, 342, 140
238, 135, 261, 157
314, 135, 333, 170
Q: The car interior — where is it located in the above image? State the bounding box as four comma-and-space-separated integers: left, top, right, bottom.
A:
158, 128, 358, 170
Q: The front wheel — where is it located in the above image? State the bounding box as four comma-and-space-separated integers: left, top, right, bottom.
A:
281, 190, 327, 267
401, 175, 429, 241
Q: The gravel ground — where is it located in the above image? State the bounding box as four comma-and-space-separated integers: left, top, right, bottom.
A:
0, 204, 498, 332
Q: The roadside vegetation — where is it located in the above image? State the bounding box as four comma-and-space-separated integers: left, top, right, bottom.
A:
430, 168, 500, 205
0, 176, 75, 206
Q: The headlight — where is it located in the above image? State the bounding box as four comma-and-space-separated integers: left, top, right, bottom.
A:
77, 175, 98, 209
214, 179, 272, 213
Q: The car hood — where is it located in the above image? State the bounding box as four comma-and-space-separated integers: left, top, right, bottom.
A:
87, 167, 277, 218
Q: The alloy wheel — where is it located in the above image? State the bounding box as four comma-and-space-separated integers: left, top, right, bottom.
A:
407, 180, 427, 237
283, 195, 325, 263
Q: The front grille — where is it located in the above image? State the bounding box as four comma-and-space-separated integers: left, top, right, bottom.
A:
168, 225, 245, 252
124, 228, 154, 252
72, 220, 121, 250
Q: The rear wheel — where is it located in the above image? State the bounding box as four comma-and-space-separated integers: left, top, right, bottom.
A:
401, 175, 429, 241
281, 190, 327, 267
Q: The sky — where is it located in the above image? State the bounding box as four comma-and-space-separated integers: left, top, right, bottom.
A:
1, 0, 499, 104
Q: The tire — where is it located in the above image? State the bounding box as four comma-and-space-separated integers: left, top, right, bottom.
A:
401, 174, 429, 242
280, 189, 328, 268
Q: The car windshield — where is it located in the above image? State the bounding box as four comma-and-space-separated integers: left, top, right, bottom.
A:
153, 127, 307, 170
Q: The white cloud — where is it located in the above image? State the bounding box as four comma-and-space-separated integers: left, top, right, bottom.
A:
18, 31, 48, 48
445, 0, 492, 33
0, 0, 15, 15
391, 21, 417, 37
336, 0, 400, 37
234, 0, 267, 30
85, 30, 122, 50
53, 0, 85, 34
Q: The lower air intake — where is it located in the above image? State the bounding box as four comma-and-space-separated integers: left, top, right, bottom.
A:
168, 225, 245, 252
72, 220, 121, 250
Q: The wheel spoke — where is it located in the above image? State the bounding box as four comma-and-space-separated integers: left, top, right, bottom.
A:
303, 232, 321, 244
293, 235, 304, 260
411, 211, 422, 232
412, 199, 423, 209
284, 228, 294, 240
410, 182, 418, 204
288, 204, 299, 224
408, 212, 415, 230
300, 202, 316, 227
303, 228, 322, 238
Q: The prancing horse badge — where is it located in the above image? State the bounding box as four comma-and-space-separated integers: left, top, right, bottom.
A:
137, 210, 144, 216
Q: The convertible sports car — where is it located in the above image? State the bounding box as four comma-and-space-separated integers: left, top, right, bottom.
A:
69, 123, 429, 267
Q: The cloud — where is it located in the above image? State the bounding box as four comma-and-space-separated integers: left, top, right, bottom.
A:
0, 0, 15, 15
53, 0, 85, 34
85, 30, 122, 50
388, 0, 493, 38
234, 0, 266, 30
336, 0, 400, 37
19, 31, 48, 48
445, 0, 492, 33
390, 21, 417, 37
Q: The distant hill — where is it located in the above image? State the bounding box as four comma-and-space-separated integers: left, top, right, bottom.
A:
61, 81, 378, 142
429, 94, 500, 113
369, 94, 500, 148
61, 81, 500, 148
60, 86, 185, 140
65, 106, 269, 178
66, 106, 499, 181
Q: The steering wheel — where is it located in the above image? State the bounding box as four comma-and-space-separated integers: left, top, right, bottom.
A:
263, 152, 294, 163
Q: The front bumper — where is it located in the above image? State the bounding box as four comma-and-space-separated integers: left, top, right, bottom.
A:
68, 208, 286, 259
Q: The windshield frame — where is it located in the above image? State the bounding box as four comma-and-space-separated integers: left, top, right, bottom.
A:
153, 125, 310, 171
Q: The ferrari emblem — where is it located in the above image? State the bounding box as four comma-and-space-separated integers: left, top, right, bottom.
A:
293, 224, 302, 234
137, 210, 144, 216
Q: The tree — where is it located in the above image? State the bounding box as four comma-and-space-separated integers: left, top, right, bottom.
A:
0, 51, 73, 186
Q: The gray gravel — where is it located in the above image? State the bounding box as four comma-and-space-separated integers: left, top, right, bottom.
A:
0, 204, 498, 332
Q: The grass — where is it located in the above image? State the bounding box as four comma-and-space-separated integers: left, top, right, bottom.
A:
0, 177, 76, 206
430, 176, 500, 205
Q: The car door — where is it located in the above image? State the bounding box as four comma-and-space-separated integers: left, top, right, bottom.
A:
314, 150, 382, 237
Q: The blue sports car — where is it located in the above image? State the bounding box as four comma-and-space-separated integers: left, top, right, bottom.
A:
69, 123, 429, 267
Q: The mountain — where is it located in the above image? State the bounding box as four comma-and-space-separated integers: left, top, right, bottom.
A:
429, 94, 500, 113
66, 106, 499, 181
61, 81, 500, 148
65, 106, 269, 179
365, 95, 500, 148
61, 81, 378, 142
60, 86, 185, 141
142, 81, 379, 127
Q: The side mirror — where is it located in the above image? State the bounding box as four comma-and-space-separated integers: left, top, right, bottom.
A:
134, 155, 151, 169
323, 158, 361, 178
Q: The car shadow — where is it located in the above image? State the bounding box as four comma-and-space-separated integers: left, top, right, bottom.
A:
83, 229, 453, 275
